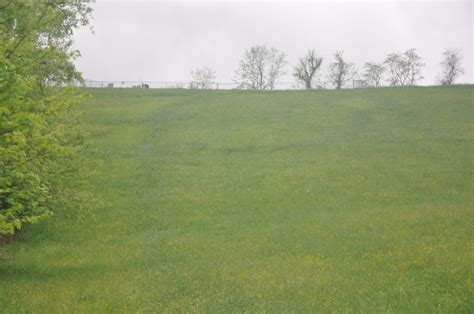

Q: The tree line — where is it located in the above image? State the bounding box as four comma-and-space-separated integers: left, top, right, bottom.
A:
190, 46, 465, 90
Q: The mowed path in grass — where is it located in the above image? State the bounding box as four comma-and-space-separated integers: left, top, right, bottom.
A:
0, 86, 472, 312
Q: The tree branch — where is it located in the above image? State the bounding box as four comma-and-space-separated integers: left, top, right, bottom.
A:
4, 0, 52, 59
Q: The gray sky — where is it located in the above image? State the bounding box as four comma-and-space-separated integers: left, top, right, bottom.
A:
73, 0, 473, 85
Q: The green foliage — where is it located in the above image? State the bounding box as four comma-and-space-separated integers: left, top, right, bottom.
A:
0, 0, 92, 235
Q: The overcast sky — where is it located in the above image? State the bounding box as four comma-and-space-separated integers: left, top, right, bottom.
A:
73, 0, 473, 85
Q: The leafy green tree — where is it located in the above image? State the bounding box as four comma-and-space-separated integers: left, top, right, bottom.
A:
0, 0, 92, 235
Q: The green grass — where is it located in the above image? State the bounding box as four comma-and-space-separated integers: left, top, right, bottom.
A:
0, 86, 473, 312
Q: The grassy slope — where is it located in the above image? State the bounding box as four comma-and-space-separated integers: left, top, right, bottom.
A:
0, 86, 472, 312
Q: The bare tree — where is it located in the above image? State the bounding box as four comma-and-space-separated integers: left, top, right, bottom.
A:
405, 48, 424, 86
235, 45, 266, 90
438, 48, 464, 85
293, 49, 323, 89
234, 45, 287, 90
190, 66, 216, 89
363, 62, 385, 87
384, 49, 424, 86
267, 47, 287, 90
327, 51, 356, 89
384, 53, 406, 86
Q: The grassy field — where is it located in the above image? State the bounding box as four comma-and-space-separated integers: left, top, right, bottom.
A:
0, 86, 472, 312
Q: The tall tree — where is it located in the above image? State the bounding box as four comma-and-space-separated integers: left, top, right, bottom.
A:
293, 49, 323, 89
0, 0, 92, 235
438, 48, 464, 85
234, 45, 287, 90
327, 51, 356, 89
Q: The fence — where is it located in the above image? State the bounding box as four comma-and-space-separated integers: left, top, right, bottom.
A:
79, 79, 365, 90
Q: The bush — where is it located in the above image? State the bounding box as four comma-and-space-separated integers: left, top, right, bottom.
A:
0, 1, 92, 236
